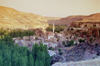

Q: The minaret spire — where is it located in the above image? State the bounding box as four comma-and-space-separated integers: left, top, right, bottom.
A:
53, 22, 55, 37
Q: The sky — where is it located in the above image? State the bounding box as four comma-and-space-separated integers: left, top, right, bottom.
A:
0, 0, 100, 17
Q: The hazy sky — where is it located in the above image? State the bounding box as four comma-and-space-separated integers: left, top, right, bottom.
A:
0, 0, 100, 17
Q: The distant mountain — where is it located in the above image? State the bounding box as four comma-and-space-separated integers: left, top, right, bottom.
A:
46, 15, 86, 27
0, 6, 100, 30
0, 6, 48, 30
71, 13, 100, 26
83, 13, 100, 20
47, 13, 100, 27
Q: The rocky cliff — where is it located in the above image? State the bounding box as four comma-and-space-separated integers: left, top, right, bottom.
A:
0, 6, 49, 30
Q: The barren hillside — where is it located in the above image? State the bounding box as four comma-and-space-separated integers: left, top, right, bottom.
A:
46, 15, 86, 27
1, 6, 100, 30
71, 13, 100, 24
0, 6, 48, 30
47, 13, 100, 27
82, 13, 100, 21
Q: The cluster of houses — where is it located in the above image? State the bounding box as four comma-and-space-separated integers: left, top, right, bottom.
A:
13, 31, 67, 49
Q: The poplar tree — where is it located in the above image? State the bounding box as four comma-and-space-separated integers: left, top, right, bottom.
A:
0, 56, 3, 66
28, 54, 34, 66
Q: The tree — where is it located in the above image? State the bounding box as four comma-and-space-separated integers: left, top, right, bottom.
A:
19, 56, 28, 66
59, 51, 63, 55
3, 49, 11, 66
0, 56, 3, 66
12, 51, 20, 66
58, 49, 61, 52
32, 43, 39, 60
38, 61, 44, 66
67, 40, 74, 46
45, 53, 51, 66
37, 51, 45, 66
0, 36, 51, 66
28, 54, 34, 66
35, 60, 39, 66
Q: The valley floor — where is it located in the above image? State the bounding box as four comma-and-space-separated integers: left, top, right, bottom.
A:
52, 58, 100, 66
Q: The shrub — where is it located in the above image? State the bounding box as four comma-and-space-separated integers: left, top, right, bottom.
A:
66, 37, 68, 39
78, 39, 83, 43
70, 36, 72, 39
67, 28, 69, 31
76, 30, 81, 32
65, 45, 67, 47
62, 41, 65, 46
48, 47, 54, 50
58, 49, 61, 52
56, 30, 60, 33
83, 39, 86, 42
78, 39, 85, 43
93, 25, 96, 27
57, 39, 59, 41
95, 43, 98, 47
89, 38, 93, 41
82, 31, 87, 35
67, 40, 74, 46
35, 37, 38, 40
59, 51, 63, 55
87, 35, 91, 37
76, 34, 78, 37
70, 28, 74, 30
85, 25, 87, 27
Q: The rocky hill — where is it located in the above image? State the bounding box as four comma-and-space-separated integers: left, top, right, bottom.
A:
82, 13, 100, 21
1, 6, 100, 30
71, 13, 100, 26
47, 13, 100, 27
0, 6, 49, 30
46, 15, 86, 27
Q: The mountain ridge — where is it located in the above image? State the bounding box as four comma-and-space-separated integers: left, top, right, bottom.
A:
0, 6, 100, 30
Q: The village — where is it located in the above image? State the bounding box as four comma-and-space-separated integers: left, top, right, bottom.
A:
12, 22, 100, 64
1, 1, 100, 66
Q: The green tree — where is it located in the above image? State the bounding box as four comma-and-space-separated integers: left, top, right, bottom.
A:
67, 40, 74, 46
32, 43, 39, 60
28, 54, 34, 66
0, 56, 3, 66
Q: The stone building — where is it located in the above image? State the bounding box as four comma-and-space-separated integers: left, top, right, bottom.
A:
46, 31, 54, 39
34, 28, 46, 38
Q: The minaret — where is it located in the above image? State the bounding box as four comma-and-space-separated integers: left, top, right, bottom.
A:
53, 22, 55, 37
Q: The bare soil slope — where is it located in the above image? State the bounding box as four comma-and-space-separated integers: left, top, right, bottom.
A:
0, 6, 48, 30
46, 15, 86, 27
